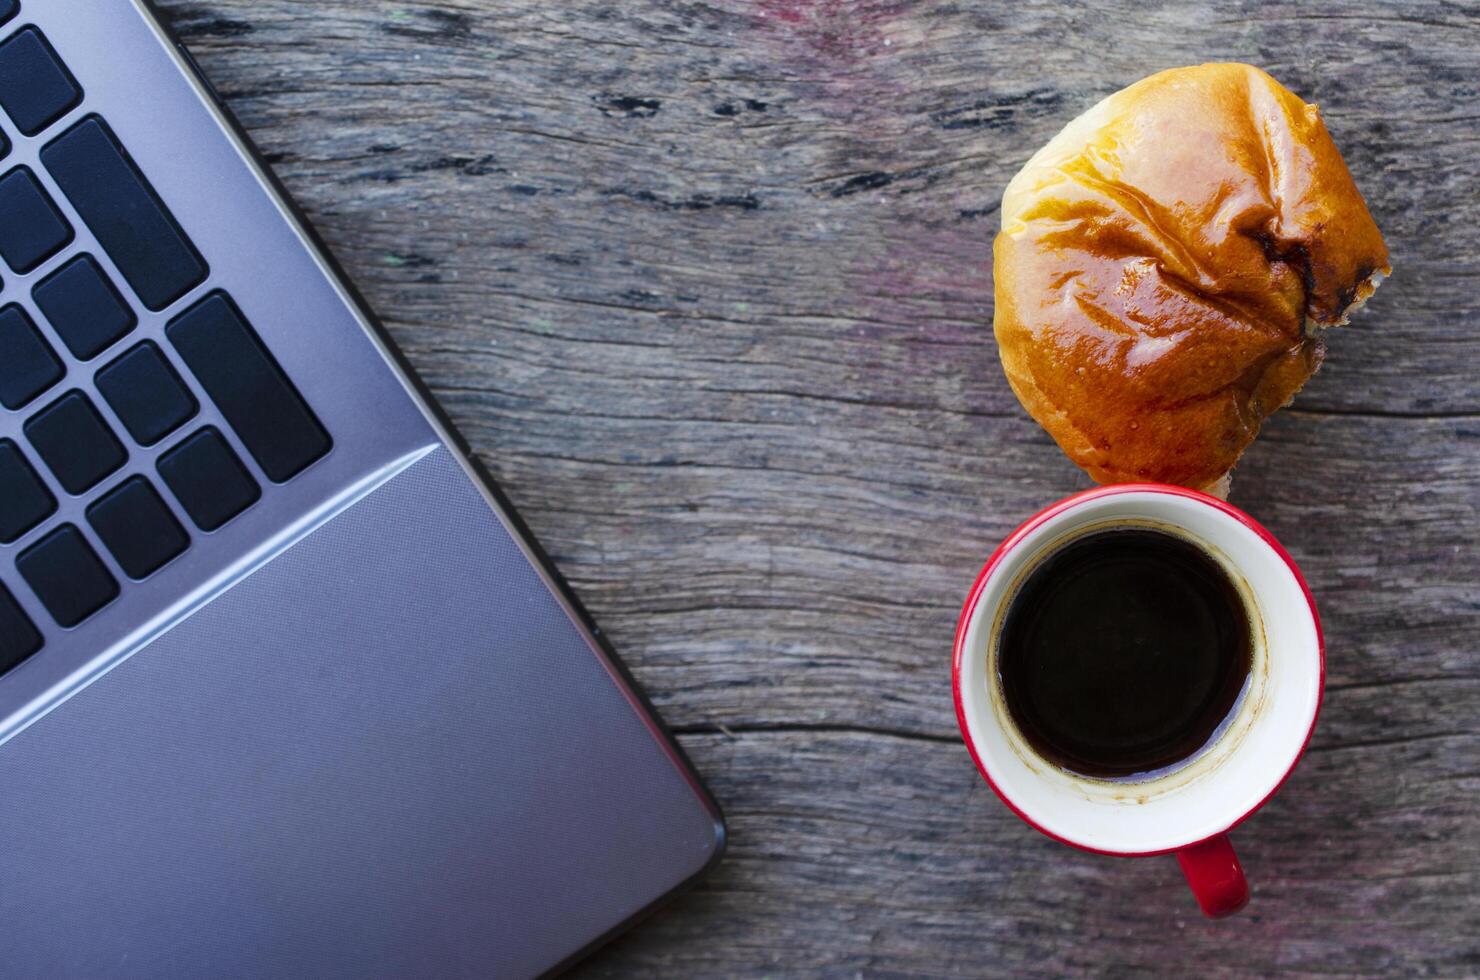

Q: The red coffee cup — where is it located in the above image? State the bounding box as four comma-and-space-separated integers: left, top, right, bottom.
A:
952, 484, 1323, 917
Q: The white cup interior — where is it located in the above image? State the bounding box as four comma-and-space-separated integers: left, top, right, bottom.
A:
956, 490, 1322, 854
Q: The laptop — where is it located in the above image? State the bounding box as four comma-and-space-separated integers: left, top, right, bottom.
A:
0, 2, 723, 976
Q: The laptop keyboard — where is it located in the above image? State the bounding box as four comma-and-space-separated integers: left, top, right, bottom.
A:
0, 12, 331, 672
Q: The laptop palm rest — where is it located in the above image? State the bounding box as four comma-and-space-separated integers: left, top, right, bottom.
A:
0, 446, 721, 979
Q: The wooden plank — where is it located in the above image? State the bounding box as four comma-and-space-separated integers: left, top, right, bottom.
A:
153, 0, 1480, 974
435, 405, 1476, 739
161, 0, 1480, 418
579, 730, 1480, 978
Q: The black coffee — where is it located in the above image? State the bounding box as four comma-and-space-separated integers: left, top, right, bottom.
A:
997, 527, 1252, 780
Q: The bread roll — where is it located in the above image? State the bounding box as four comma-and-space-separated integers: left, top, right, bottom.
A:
993, 64, 1389, 494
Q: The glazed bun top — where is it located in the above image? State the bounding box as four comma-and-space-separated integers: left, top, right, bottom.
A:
993, 63, 1389, 493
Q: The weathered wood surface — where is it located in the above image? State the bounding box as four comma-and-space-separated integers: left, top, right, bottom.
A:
156, 0, 1479, 974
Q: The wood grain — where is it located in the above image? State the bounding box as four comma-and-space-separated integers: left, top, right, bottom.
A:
154, 0, 1480, 974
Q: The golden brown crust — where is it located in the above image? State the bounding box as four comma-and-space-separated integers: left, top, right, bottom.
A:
993, 63, 1390, 490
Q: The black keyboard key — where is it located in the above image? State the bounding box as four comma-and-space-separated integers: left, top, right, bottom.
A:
0, 28, 81, 137
24, 391, 126, 495
0, 438, 54, 544
87, 476, 189, 580
0, 127, 9, 162
0, 581, 43, 674
41, 117, 206, 310
96, 341, 197, 446
158, 427, 260, 531
167, 293, 331, 482
17, 524, 118, 628
33, 255, 137, 360
0, 304, 62, 409
0, 167, 72, 273
0, 1, 17, 28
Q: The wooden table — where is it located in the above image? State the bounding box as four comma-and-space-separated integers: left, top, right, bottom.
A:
157, 1, 1478, 974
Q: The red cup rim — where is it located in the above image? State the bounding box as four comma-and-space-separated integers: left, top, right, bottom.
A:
950, 483, 1326, 857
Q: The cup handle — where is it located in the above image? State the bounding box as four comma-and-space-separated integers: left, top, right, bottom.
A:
1175, 833, 1249, 917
